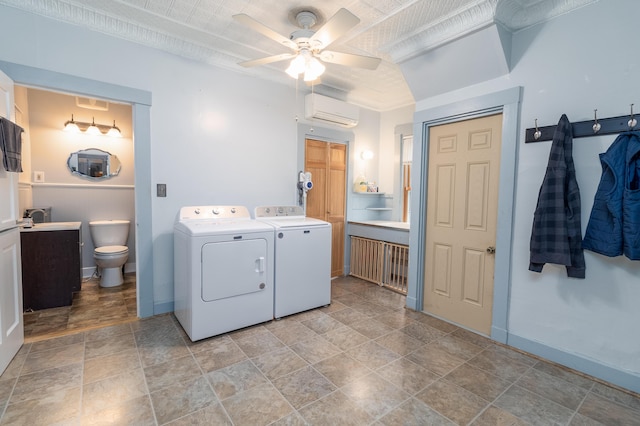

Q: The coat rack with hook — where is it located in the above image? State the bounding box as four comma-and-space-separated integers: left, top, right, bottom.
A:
525, 104, 638, 143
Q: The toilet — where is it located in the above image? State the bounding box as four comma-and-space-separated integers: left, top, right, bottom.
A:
89, 220, 130, 287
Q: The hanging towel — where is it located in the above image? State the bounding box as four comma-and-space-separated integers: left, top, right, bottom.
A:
529, 114, 586, 278
582, 131, 640, 260
0, 117, 24, 172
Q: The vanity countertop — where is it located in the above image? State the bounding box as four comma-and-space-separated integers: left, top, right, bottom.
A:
20, 221, 82, 232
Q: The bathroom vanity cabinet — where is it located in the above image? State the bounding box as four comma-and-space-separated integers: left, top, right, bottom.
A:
20, 222, 82, 311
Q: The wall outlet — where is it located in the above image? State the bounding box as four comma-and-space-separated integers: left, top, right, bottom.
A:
157, 183, 167, 197
33, 171, 45, 183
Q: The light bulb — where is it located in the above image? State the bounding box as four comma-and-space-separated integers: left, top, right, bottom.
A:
107, 120, 121, 137
63, 114, 80, 133
86, 117, 101, 135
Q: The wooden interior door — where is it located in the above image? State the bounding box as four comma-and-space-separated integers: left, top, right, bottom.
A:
423, 113, 502, 335
305, 139, 346, 277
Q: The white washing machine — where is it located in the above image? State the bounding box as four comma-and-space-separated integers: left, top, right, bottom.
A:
174, 205, 274, 341
255, 205, 331, 319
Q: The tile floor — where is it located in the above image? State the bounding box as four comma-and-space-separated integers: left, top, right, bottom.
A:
2, 276, 639, 425
23, 274, 138, 342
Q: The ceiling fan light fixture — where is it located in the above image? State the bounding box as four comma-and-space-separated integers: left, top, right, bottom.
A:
286, 54, 306, 78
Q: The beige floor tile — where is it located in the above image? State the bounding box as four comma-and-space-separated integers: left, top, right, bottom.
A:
494, 384, 574, 425
10, 363, 82, 404
150, 376, 216, 425
349, 317, 395, 339
82, 368, 146, 413
470, 405, 529, 426
3, 276, 638, 426
1, 386, 81, 425
143, 354, 202, 393
164, 401, 232, 425
407, 342, 466, 376
83, 348, 142, 384
467, 347, 532, 382
346, 340, 401, 369
80, 395, 155, 426
322, 325, 370, 351
289, 334, 342, 364
446, 363, 511, 401
207, 359, 268, 400
375, 330, 424, 356
222, 383, 293, 425
577, 392, 640, 426
272, 365, 336, 409
268, 321, 318, 346
298, 390, 374, 425
516, 366, 589, 410
329, 307, 371, 325
417, 379, 489, 425
234, 329, 285, 357
341, 372, 411, 419
378, 397, 455, 426
313, 353, 371, 387
251, 346, 308, 380
300, 314, 344, 334
377, 357, 440, 395
84, 332, 136, 360
20, 342, 84, 375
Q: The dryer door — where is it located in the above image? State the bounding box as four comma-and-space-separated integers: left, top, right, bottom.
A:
201, 238, 268, 302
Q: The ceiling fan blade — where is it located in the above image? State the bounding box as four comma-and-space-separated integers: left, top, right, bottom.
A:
238, 53, 297, 68
233, 14, 298, 50
309, 8, 359, 49
318, 51, 381, 70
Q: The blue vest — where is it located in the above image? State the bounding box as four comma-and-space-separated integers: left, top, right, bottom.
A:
582, 131, 640, 259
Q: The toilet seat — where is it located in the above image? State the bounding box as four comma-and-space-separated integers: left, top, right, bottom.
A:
95, 245, 129, 256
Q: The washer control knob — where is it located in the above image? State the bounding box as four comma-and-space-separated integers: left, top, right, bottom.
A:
230, 207, 237, 214
259, 283, 265, 289
212, 208, 220, 215
194, 208, 201, 215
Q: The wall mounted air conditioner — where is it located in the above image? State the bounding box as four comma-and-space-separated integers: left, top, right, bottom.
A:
305, 94, 359, 128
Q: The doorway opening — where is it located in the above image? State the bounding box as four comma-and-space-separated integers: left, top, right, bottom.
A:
17, 85, 138, 341
1, 60, 154, 332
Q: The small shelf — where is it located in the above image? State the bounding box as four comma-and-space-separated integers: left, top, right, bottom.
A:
353, 192, 385, 195
366, 207, 392, 211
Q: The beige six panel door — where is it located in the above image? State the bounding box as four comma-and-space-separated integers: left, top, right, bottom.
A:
305, 139, 346, 277
423, 114, 502, 335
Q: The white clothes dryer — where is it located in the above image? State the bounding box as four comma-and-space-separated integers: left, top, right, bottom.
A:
174, 205, 274, 341
255, 205, 331, 319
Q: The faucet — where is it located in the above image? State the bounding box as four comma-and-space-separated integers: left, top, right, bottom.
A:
27, 209, 46, 223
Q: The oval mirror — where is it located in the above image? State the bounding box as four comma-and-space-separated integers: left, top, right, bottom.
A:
67, 148, 121, 180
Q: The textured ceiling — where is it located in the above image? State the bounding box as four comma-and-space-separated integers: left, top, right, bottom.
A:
0, 0, 596, 111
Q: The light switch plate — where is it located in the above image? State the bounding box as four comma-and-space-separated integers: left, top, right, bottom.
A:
33, 171, 45, 182
157, 183, 167, 197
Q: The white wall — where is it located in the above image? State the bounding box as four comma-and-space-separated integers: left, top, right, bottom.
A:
412, 0, 639, 391
0, 5, 383, 311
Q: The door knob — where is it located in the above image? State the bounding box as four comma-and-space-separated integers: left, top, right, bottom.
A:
486, 246, 496, 254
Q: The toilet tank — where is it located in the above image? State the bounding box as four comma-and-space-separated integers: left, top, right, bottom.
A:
89, 220, 130, 247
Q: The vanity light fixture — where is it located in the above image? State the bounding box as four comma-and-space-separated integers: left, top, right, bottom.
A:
63, 115, 122, 137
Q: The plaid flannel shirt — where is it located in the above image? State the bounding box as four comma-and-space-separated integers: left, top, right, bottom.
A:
529, 114, 586, 278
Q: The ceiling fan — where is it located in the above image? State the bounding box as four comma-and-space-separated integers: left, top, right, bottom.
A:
232, 8, 381, 81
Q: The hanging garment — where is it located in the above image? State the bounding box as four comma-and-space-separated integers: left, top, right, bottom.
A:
0, 117, 24, 172
529, 114, 586, 278
582, 131, 640, 260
